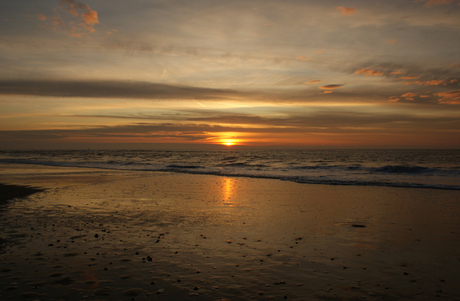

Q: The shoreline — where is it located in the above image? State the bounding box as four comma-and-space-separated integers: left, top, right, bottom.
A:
1, 161, 459, 191
0, 164, 459, 300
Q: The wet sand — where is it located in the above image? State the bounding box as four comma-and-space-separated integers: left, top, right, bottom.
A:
0, 163, 459, 300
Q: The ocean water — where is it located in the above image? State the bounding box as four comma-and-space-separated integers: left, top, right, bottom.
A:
1, 149, 459, 190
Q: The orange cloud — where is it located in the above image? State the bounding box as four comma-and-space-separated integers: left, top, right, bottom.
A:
436, 90, 460, 104
48, 0, 99, 37
401, 92, 418, 101
305, 80, 323, 85
36, 13, 47, 21
296, 56, 308, 61
405, 80, 446, 86
355, 69, 383, 76
400, 76, 419, 79
450, 63, 460, 69
389, 71, 402, 75
417, 0, 460, 8
386, 39, 397, 44
336, 6, 356, 15
321, 90, 334, 94
389, 96, 401, 102
107, 29, 118, 36
51, 9, 66, 27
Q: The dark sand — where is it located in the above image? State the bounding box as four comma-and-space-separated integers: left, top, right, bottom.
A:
0, 164, 459, 300
0, 184, 44, 205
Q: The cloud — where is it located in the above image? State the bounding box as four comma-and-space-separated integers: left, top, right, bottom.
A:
42, 0, 99, 37
3, 110, 460, 146
405, 80, 447, 86
296, 56, 308, 61
0, 80, 239, 100
451, 63, 460, 69
336, 6, 356, 16
350, 62, 460, 85
417, 0, 460, 8
401, 92, 418, 101
319, 84, 344, 94
319, 84, 344, 90
60, 0, 98, 22
0, 78, 454, 106
1, 80, 386, 105
355, 69, 383, 76
386, 39, 397, 44
36, 13, 47, 21
305, 80, 323, 85
436, 90, 460, 104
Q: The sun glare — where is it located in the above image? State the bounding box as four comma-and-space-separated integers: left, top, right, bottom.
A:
221, 138, 239, 146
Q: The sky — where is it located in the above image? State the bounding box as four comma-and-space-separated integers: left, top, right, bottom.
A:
0, 0, 459, 149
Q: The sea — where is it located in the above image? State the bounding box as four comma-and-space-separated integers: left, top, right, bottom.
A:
0, 149, 459, 190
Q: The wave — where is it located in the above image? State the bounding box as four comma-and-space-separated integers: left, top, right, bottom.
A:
372, 165, 435, 174
1, 158, 459, 190
293, 165, 340, 170
166, 164, 203, 169
220, 162, 269, 168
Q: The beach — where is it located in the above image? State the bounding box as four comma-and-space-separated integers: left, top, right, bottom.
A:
1, 163, 459, 300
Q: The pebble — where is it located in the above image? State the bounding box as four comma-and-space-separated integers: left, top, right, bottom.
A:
122, 288, 145, 296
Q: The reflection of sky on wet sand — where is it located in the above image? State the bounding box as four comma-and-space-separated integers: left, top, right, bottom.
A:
220, 177, 240, 207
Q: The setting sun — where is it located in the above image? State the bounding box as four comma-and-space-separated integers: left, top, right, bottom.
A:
221, 139, 237, 146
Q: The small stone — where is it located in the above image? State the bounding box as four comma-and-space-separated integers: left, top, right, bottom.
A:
122, 288, 144, 296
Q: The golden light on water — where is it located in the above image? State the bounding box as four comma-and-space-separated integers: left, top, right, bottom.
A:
222, 178, 233, 203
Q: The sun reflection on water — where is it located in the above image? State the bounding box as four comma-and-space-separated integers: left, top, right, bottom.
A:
222, 178, 235, 206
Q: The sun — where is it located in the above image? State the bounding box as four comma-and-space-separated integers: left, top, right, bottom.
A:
221, 138, 238, 146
